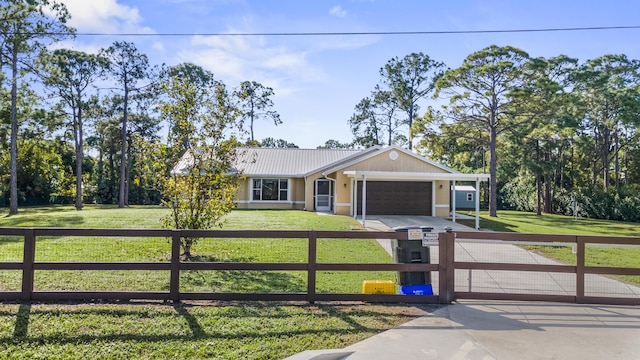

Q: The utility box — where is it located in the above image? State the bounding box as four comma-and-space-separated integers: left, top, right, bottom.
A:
392, 226, 433, 286
362, 280, 396, 294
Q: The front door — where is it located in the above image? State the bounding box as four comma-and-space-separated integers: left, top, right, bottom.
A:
315, 179, 332, 212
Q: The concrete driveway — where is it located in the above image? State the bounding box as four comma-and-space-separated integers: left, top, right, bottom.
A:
360, 215, 476, 233
360, 214, 640, 298
285, 215, 640, 360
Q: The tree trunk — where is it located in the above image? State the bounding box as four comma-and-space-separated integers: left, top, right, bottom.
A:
407, 107, 413, 150
9, 45, 19, 215
250, 101, 255, 141
119, 85, 129, 208
536, 140, 542, 215
536, 173, 542, 216
544, 150, 552, 214
602, 126, 610, 188
489, 126, 498, 217
614, 131, 619, 189
74, 102, 84, 210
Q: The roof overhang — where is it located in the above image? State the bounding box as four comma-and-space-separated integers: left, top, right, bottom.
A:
343, 171, 490, 181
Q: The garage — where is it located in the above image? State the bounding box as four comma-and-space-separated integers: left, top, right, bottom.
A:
356, 181, 432, 215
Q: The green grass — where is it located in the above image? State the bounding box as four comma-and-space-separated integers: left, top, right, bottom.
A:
459, 210, 640, 286
0, 206, 395, 293
0, 301, 432, 360
0, 206, 412, 359
458, 210, 640, 236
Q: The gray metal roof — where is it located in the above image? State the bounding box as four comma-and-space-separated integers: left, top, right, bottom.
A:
234, 147, 364, 176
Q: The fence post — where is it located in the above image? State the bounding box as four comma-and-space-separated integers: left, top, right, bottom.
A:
439, 230, 456, 303
307, 231, 317, 304
21, 228, 36, 301
576, 236, 585, 303
170, 230, 181, 302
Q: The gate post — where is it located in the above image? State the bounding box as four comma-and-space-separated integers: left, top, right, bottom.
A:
307, 231, 317, 304
21, 228, 36, 301
576, 236, 585, 303
438, 230, 456, 303
170, 230, 181, 302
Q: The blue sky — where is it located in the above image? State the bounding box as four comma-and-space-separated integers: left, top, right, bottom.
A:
57, 0, 640, 148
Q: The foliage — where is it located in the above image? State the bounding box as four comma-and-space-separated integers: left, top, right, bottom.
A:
101, 41, 153, 208
259, 137, 298, 148
0, 0, 73, 214
317, 139, 353, 149
233, 80, 281, 141
434, 45, 531, 217
159, 72, 245, 257
40, 48, 108, 210
349, 86, 406, 148
379, 52, 444, 149
575, 185, 640, 222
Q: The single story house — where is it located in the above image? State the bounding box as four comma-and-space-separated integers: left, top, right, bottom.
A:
174, 145, 489, 228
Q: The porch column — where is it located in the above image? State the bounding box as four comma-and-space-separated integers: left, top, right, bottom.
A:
475, 178, 480, 230
362, 175, 367, 227
452, 180, 456, 223
351, 178, 356, 218
431, 181, 436, 217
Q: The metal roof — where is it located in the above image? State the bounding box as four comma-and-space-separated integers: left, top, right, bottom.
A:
234, 147, 364, 176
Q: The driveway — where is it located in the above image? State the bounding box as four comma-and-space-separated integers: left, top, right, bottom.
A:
360, 215, 640, 298
360, 215, 476, 232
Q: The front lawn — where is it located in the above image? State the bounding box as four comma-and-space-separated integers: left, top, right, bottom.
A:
0, 206, 415, 359
0, 206, 395, 293
459, 210, 640, 286
459, 210, 640, 236
0, 301, 432, 360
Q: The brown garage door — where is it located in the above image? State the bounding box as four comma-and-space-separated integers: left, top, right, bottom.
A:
356, 181, 432, 215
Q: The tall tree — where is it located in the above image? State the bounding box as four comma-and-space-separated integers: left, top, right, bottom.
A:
101, 41, 151, 208
380, 52, 444, 149
349, 97, 380, 147
434, 45, 530, 217
160, 75, 244, 258
571, 54, 640, 189
41, 49, 107, 210
163, 62, 216, 162
0, 0, 72, 214
234, 81, 281, 141
349, 85, 405, 148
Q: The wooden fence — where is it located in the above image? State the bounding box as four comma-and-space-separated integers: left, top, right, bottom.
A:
1, 227, 639, 305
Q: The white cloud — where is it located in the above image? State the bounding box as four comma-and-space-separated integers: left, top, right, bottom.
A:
178, 33, 326, 97
152, 41, 166, 52
59, 0, 154, 34
329, 5, 347, 18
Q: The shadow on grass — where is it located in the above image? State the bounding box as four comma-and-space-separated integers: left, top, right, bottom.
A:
0, 302, 424, 346
181, 254, 307, 293
13, 303, 31, 338
0, 214, 86, 228
458, 218, 517, 232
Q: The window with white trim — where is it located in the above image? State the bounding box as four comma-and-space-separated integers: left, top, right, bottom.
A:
466, 193, 474, 202
252, 179, 289, 201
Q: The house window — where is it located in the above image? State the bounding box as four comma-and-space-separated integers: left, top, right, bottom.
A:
467, 193, 474, 202
252, 179, 288, 201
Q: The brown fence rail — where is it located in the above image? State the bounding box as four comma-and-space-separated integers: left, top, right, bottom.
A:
1, 228, 639, 305
0, 228, 448, 304
452, 231, 640, 306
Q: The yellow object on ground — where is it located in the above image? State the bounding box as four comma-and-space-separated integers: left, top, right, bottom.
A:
362, 280, 396, 294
